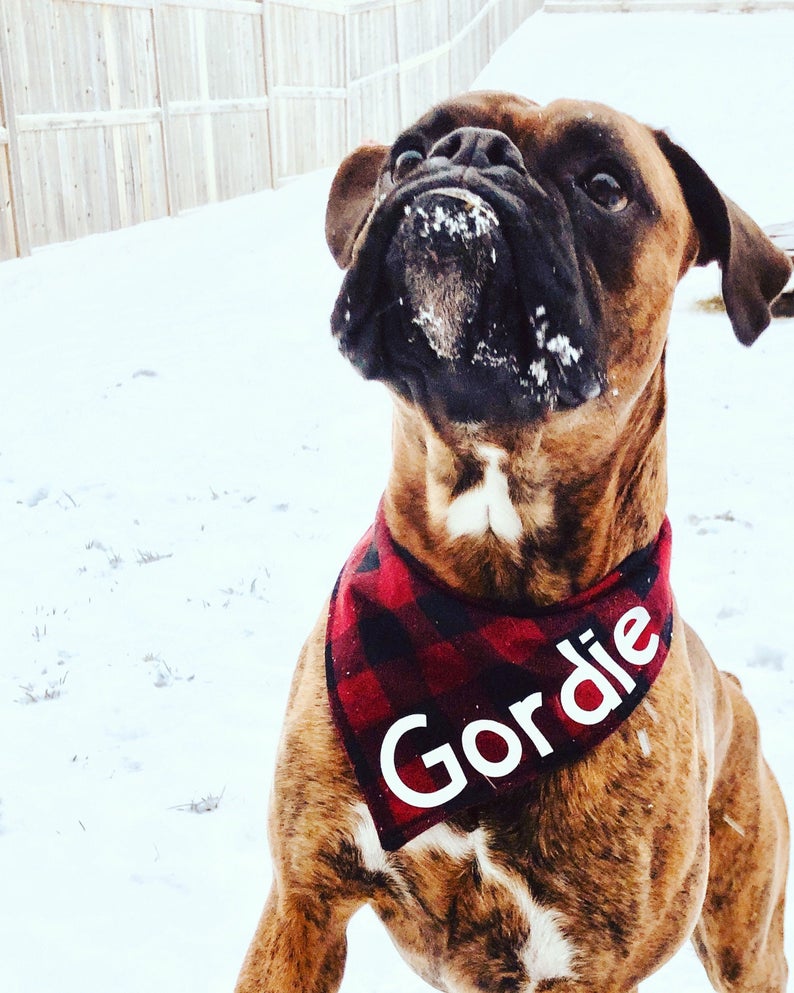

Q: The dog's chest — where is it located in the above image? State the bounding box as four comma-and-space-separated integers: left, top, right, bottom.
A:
350, 805, 578, 992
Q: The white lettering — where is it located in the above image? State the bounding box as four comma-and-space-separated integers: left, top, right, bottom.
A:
380, 713, 467, 808
377, 606, 663, 806
461, 719, 523, 777
580, 629, 637, 693
557, 639, 623, 725
614, 606, 659, 667
508, 692, 554, 757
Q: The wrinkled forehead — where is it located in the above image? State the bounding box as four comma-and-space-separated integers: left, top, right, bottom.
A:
403, 92, 663, 170
402, 91, 541, 145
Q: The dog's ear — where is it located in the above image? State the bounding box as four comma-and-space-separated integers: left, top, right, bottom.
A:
325, 144, 390, 269
654, 130, 792, 346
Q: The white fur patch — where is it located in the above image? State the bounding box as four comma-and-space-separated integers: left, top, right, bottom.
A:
446, 445, 522, 544
407, 823, 577, 986
404, 821, 476, 861
351, 803, 400, 880
471, 832, 577, 983
519, 906, 578, 985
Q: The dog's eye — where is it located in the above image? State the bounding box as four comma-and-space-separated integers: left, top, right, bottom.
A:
581, 171, 629, 213
393, 148, 425, 181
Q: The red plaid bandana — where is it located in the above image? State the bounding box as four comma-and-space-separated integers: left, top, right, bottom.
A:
326, 504, 673, 851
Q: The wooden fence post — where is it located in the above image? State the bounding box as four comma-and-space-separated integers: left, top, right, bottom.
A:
0, 0, 30, 257
261, 0, 279, 186
260, 0, 277, 187
151, 0, 177, 216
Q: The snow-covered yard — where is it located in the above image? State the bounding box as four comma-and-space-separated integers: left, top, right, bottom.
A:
1, 10, 792, 992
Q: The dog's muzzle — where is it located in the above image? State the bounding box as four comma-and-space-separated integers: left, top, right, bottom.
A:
385, 188, 502, 363
332, 127, 605, 424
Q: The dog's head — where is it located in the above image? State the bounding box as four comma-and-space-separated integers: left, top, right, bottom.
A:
326, 92, 791, 427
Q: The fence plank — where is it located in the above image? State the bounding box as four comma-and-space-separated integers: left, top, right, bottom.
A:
0, 0, 30, 257
260, 0, 278, 188
152, 0, 177, 215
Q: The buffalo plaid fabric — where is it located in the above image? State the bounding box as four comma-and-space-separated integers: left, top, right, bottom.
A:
326, 503, 673, 851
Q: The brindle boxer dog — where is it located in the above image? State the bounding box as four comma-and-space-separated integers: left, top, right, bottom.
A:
235, 92, 791, 993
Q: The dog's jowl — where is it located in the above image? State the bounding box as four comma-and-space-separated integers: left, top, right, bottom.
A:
235, 92, 791, 993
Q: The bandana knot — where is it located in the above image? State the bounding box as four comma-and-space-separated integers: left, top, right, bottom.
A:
326, 504, 673, 851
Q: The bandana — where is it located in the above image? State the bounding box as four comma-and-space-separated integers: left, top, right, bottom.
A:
326, 504, 673, 851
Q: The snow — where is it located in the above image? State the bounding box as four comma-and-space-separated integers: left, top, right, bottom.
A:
1, 9, 793, 993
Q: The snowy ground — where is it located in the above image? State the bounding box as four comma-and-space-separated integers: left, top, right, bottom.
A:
1, 9, 793, 993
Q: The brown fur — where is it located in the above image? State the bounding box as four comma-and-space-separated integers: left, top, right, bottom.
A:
235, 94, 790, 993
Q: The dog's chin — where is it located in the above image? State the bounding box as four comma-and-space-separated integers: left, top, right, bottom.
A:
332, 185, 604, 426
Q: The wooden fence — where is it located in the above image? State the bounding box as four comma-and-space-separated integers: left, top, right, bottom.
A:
0, 0, 540, 260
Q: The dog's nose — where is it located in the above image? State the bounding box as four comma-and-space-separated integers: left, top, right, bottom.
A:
428, 128, 526, 174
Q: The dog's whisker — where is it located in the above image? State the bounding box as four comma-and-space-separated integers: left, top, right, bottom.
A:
642, 699, 660, 723
722, 814, 746, 838
636, 728, 652, 758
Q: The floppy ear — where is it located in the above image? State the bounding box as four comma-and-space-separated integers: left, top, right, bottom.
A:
325, 144, 389, 269
654, 130, 792, 346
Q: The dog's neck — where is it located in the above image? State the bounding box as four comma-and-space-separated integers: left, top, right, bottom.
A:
383, 365, 668, 606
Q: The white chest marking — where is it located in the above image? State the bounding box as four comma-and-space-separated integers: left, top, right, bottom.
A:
519, 904, 577, 985
473, 834, 577, 983
446, 444, 523, 544
406, 824, 577, 985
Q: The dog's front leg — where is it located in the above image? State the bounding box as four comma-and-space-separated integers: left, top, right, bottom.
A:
234, 883, 356, 993
235, 618, 369, 992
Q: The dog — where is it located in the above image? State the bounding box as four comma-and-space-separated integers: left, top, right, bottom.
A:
235, 92, 791, 993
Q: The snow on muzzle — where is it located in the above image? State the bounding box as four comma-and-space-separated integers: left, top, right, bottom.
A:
383, 187, 504, 362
